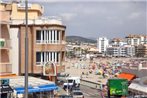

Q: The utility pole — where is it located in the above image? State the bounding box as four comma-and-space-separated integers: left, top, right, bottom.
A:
25, 0, 28, 98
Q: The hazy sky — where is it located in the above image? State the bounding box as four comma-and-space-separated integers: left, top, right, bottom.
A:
4, 0, 147, 39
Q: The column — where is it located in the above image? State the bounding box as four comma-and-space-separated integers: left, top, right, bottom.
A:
44, 30, 46, 43
48, 52, 51, 61
55, 52, 57, 63
52, 52, 54, 62
55, 30, 57, 44
46, 30, 48, 43
52, 30, 55, 43
49, 30, 51, 43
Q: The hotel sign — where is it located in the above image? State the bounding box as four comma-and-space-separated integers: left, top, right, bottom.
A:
43, 61, 57, 76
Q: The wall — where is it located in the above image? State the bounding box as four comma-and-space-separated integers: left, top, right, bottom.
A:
9, 28, 19, 75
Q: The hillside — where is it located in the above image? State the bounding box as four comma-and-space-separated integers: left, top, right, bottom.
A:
66, 36, 97, 43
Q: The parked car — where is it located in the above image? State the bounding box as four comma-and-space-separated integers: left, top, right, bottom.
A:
71, 90, 84, 98
57, 73, 70, 82
58, 95, 73, 98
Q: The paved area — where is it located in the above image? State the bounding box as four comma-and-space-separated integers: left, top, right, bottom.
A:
80, 85, 102, 98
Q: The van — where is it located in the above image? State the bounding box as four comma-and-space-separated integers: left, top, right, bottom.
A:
63, 77, 80, 90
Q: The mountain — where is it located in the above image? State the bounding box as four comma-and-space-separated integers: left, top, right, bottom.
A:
66, 36, 97, 43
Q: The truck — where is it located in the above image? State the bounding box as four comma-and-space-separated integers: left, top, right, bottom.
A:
63, 77, 80, 90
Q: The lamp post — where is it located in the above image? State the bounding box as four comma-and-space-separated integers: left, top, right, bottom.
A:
25, 0, 28, 98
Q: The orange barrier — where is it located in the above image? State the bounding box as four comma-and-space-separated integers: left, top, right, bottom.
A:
0, 73, 17, 79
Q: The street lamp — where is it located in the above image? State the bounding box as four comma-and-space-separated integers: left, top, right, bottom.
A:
25, 0, 28, 98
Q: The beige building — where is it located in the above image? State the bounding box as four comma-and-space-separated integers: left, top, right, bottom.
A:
0, 2, 12, 75
0, 2, 66, 81
126, 34, 147, 45
135, 44, 147, 57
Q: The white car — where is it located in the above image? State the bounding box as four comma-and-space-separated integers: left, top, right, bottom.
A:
71, 90, 84, 98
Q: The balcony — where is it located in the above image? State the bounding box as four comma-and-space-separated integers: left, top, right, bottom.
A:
17, 3, 43, 15
0, 11, 10, 24
36, 40, 66, 44
0, 63, 12, 73
35, 44, 65, 52
0, 39, 11, 49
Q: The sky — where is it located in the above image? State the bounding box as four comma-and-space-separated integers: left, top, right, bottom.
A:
4, 0, 147, 39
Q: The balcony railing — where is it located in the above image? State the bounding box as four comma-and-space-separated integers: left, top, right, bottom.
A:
17, 3, 43, 14
0, 11, 10, 23
0, 39, 11, 49
0, 63, 12, 73
36, 40, 66, 44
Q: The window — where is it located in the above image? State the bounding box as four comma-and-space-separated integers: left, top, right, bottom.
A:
36, 29, 61, 44
36, 30, 41, 40
36, 52, 41, 62
36, 52, 60, 65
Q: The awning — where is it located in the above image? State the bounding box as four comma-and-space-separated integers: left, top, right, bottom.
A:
14, 84, 58, 94
117, 73, 135, 81
129, 82, 147, 94
0, 85, 13, 94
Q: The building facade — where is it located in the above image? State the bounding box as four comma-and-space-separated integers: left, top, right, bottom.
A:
97, 37, 109, 53
126, 34, 147, 46
107, 45, 135, 57
1, 2, 66, 81
135, 44, 147, 57
0, 2, 12, 75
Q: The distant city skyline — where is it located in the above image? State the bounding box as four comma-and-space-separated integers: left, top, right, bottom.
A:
3, 0, 147, 39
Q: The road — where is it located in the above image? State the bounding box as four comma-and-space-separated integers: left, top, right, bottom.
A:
80, 85, 102, 98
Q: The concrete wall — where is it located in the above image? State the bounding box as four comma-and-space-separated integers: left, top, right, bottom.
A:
10, 28, 19, 75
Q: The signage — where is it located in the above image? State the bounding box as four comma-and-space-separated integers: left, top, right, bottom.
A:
0, 79, 9, 85
108, 79, 128, 96
0, 85, 13, 94
43, 61, 57, 76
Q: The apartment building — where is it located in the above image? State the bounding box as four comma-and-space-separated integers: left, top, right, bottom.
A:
97, 37, 109, 53
1, 2, 66, 81
0, 2, 12, 75
126, 34, 147, 45
125, 45, 135, 57
111, 38, 127, 47
107, 45, 135, 57
135, 44, 147, 57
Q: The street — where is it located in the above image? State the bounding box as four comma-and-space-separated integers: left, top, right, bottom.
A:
80, 85, 102, 98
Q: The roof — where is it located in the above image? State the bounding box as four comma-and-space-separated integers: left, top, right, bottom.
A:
129, 77, 147, 94
8, 76, 58, 94
117, 73, 136, 81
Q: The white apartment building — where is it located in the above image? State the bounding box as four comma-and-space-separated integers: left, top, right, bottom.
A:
97, 37, 109, 53
107, 45, 135, 57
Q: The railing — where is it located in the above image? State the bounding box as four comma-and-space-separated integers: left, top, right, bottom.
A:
0, 39, 11, 49
11, 16, 63, 25
0, 63, 12, 73
36, 40, 66, 44
17, 3, 44, 14
0, 11, 10, 23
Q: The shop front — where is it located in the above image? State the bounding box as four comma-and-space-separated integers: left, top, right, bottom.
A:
0, 79, 13, 98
